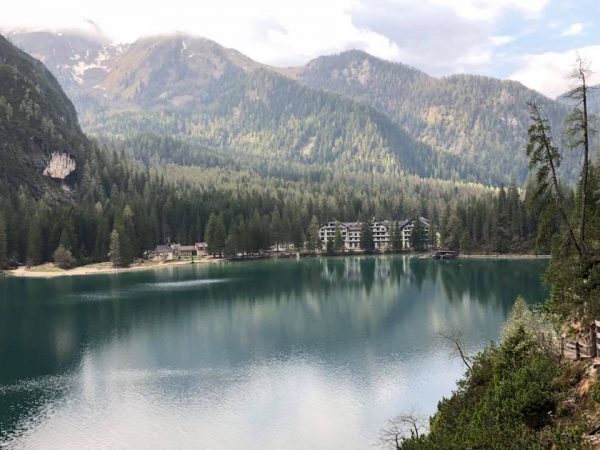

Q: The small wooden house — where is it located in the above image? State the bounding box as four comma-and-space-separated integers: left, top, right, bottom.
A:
178, 245, 198, 257
195, 242, 208, 256
155, 245, 176, 261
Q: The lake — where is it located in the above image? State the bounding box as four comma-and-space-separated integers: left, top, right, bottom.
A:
0, 256, 548, 449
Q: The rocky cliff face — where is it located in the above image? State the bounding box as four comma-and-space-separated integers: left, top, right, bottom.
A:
43, 152, 76, 179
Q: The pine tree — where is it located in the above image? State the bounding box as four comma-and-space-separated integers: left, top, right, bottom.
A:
392, 222, 403, 251
290, 215, 305, 251
326, 238, 334, 255
109, 229, 122, 268
495, 188, 510, 253
248, 212, 264, 254
440, 204, 451, 246
270, 210, 283, 252
333, 223, 345, 253
410, 219, 426, 251
360, 221, 375, 253
0, 213, 7, 269
26, 216, 42, 267
428, 223, 438, 249
205, 213, 226, 257
306, 215, 321, 253
459, 230, 472, 253
224, 223, 239, 258
59, 225, 74, 252
94, 217, 110, 261
113, 215, 134, 267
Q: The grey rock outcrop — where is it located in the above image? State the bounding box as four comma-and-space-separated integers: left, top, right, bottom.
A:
43, 152, 76, 179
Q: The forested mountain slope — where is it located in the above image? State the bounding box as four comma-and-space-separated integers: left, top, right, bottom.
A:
294, 50, 577, 184
9, 32, 483, 182
0, 34, 90, 198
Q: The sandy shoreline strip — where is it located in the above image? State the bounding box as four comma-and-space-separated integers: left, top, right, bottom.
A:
3, 259, 225, 279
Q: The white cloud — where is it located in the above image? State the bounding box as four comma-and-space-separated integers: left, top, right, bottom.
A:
491, 35, 515, 46
429, 0, 549, 21
509, 46, 600, 98
560, 22, 584, 37
0, 0, 405, 66
0, 0, 550, 70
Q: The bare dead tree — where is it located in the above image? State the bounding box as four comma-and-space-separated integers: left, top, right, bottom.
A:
439, 329, 472, 371
565, 56, 595, 257
379, 412, 428, 449
526, 102, 583, 258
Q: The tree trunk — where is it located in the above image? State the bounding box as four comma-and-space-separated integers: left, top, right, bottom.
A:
580, 63, 589, 257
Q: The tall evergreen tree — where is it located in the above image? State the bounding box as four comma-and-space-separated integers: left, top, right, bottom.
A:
306, 215, 321, 253
109, 229, 122, 268
392, 222, 403, 251
224, 222, 239, 258
270, 210, 283, 252
410, 219, 427, 251
326, 238, 334, 255
0, 213, 6, 269
333, 223, 345, 253
113, 215, 134, 267
360, 221, 375, 253
205, 213, 226, 257
290, 215, 305, 251
26, 216, 42, 267
94, 217, 110, 261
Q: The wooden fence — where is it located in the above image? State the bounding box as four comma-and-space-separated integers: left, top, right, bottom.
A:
561, 321, 600, 360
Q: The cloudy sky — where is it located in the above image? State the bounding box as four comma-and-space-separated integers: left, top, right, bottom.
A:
2, 0, 599, 97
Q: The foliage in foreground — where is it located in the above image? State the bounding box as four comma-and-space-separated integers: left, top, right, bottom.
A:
392, 300, 591, 449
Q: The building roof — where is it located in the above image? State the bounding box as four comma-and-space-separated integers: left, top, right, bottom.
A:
195, 242, 207, 249
341, 222, 362, 231
320, 218, 425, 231
381, 219, 410, 229
156, 245, 173, 254
178, 245, 197, 252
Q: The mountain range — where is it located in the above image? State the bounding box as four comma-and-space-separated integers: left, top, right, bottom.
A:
5, 30, 590, 186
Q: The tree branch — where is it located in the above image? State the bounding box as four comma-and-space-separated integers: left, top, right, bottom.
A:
439, 329, 472, 371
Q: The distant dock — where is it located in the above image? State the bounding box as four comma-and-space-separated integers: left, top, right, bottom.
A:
432, 250, 458, 260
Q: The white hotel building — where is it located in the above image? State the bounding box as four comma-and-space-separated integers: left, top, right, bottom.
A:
318, 218, 430, 251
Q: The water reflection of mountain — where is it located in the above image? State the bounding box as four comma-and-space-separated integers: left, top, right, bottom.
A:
0, 256, 548, 440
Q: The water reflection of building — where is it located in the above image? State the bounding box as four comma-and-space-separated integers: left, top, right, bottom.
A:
320, 256, 395, 286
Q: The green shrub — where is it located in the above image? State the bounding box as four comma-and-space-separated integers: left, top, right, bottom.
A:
53, 245, 77, 269
396, 301, 583, 449
590, 383, 600, 403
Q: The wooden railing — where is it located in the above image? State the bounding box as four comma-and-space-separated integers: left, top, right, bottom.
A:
560, 321, 600, 360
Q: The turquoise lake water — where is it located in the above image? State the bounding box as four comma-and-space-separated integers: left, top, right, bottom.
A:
0, 256, 548, 449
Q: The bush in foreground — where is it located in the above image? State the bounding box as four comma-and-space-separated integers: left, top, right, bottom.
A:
390, 300, 590, 449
